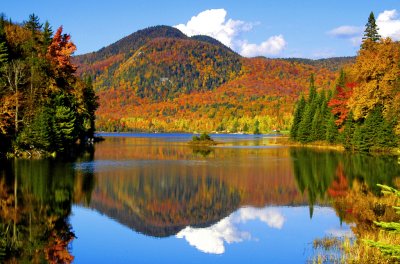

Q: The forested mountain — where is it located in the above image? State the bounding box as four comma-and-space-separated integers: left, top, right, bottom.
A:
74, 25, 343, 133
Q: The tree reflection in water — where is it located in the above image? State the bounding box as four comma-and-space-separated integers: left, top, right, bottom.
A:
0, 150, 95, 264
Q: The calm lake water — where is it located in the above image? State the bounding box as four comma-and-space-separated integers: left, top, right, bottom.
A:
1, 133, 399, 263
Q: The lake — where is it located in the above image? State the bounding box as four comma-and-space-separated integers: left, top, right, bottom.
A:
0, 133, 399, 263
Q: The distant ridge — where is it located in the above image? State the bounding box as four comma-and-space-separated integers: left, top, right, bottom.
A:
282, 56, 355, 72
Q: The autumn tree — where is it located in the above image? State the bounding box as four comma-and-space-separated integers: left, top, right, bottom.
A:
1, 60, 27, 132
46, 26, 77, 89
0, 14, 99, 155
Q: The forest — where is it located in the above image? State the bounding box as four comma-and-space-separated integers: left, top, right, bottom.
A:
0, 14, 98, 157
290, 12, 400, 152
74, 25, 345, 133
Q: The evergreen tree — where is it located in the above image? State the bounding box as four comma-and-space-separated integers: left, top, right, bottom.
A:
325, 113, 338, 143
0, 41, 7, 66
297, 76, 318, 143
298, 104, 314, 143
336, 69, 346, 90
290, 94, 305, 140
53, 93, 78, 150
24, 13, 42, 34
42, 21, 53, 49
341, 112, 355, 150
253, 120, 260, 134
308, 74, 317, 103
362, 12, 381, 42
82, 76, 99, 138
311, 107, 322, 141
0, 15, 7, 67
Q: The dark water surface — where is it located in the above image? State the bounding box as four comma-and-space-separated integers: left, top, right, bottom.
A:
0, 133, 399, 263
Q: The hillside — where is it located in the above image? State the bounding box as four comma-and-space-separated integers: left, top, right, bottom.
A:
282, 57, 355, 72
74, 25, 343, 133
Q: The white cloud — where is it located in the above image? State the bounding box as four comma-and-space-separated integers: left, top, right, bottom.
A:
327, 26, 363, 47
377, 9, 400, 40
176, 207, 285, 254
328, 26, 363, 38
236, 207, 285, 229
174, 9, 286, 57
239, 35, 286, 57
174, 9, 252, 48
176, 218, 250, 254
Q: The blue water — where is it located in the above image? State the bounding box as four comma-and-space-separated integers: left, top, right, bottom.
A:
68, 133, 354, 263
71, 205, 349, 264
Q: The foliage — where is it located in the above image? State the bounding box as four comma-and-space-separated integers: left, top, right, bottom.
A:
282, 57, 355, 72
290, 12, 400, 152
365, 184, 400, 260
190, 133, 216, 146
73, 25, 337, 133
0, 14, 98, 155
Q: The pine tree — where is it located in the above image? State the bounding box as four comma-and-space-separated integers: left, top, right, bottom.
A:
341, 112, 355, 150
0, 15, 7, 66
308, 74, 317, 103
0, 41, 7, 66
82, 76, 99, 138
362, 12, 381, 42
325, 113, 338, 143
42, 21, 53, 49
290, 94, 305, 140
297, 76, 318, 143
298, 104, 314, 143
24, 13, 42, 34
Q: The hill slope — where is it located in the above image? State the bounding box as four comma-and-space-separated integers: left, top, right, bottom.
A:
74, 26, 343, 132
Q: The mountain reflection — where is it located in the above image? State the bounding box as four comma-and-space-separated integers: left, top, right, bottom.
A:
1, 136, 399, 262
176, 206, 285, 254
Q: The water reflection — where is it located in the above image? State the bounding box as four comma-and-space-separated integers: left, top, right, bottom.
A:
0, 151, 95, 263
0, 135, 399, 263
176, 206, 284, 254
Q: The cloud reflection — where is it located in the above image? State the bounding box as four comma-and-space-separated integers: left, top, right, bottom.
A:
176, 207, 285, 254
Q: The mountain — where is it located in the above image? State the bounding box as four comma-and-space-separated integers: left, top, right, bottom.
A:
74, 26, 346, 133
282, 57, 356, 72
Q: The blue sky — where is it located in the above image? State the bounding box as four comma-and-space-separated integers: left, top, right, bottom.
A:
2, 0, 400, 58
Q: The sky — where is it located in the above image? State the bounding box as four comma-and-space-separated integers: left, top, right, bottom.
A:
2, 0, 400, 58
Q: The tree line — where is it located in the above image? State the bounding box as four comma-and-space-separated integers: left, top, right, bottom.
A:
0, 14, 98, 156
290, 12, 399, 152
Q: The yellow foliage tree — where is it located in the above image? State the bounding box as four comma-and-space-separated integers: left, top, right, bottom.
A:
348, 38, 400, 126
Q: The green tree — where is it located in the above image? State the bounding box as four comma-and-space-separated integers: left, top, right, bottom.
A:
42, 21, 53, 49
341, 112, 355, 150
24, 13, 42, 34
325, 112, 338, 143
0, 41, 7, 66
290, 94, 305, 140
81, 76, 99, 138
253, 120, 260, 134
362, 12, 381, 42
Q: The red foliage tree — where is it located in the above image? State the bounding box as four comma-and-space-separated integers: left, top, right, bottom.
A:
328, 82, 355, 127
46, 26, 77, 79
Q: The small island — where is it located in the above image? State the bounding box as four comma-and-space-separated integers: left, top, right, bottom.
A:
188, 133, 217, 146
